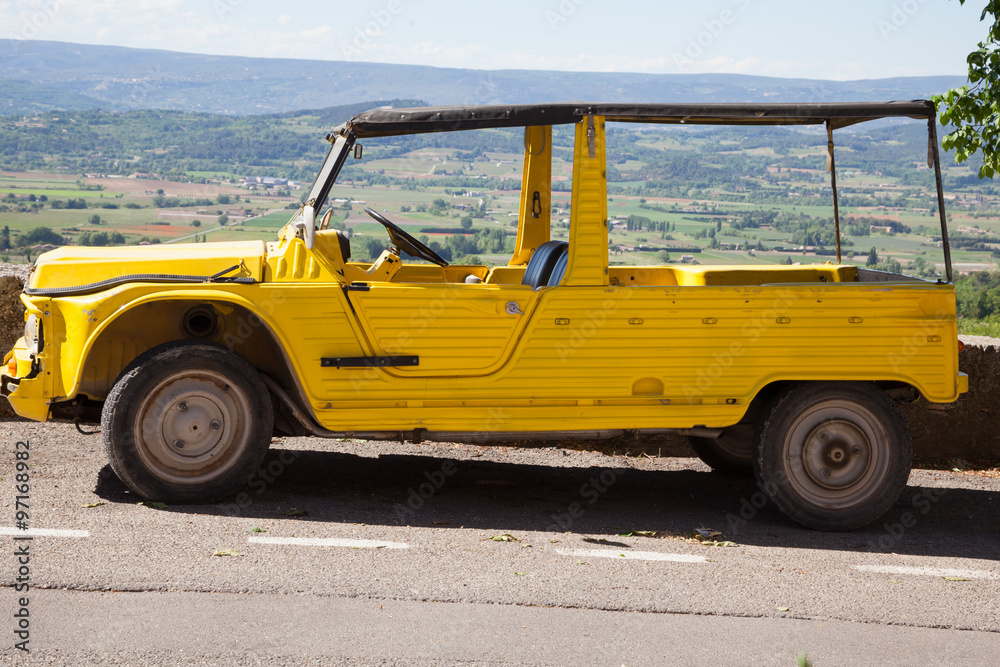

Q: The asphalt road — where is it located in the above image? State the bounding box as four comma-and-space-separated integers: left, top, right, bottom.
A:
1, 421, 998, 665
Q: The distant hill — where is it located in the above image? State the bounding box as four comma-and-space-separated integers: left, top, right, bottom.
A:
0, 41, 967, 117
0, 80, 116, 114
0, 100, 428, 181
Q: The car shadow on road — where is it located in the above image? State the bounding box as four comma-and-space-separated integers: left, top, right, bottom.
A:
93, 445, 1000, 561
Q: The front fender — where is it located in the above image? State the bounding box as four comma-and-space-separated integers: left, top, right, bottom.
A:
52, 285, 300, 403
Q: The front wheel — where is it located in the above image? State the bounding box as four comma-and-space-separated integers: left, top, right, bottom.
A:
101, 342, 274, 503
753, 383, 911, 531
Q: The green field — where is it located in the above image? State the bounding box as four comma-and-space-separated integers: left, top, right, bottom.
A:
0, 116, 995, 277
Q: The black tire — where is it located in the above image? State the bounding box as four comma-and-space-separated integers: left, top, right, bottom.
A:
101, 341, 273, 504
753, 382, 911, 531
687, 424, 754, 476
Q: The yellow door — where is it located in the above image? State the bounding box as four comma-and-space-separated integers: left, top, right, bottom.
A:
347, 282, 540, 377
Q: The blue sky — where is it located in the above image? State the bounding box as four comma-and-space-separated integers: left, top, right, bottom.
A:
0, 0, 988, 79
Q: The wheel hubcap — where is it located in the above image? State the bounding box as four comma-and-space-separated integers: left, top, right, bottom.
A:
782, 400, 890, 510
162, 394, 229, 457
802, 420, 871, 491
134, 370, 252, 485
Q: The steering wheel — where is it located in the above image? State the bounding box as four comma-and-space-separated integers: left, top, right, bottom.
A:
363, 206, 449, 267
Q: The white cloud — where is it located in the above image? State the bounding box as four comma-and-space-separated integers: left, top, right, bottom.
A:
277, 14, 290, 24
410, 41, 483, 59
300, 26, 331, 39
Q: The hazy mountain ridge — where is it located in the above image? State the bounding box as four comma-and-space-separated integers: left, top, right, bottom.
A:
0, 40, 967, 116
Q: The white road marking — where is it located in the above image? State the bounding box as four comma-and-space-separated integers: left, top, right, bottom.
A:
0, 527, 89, 538
557, 548, 707, 563
249, 536, 409, 549
853, 565, 999, 580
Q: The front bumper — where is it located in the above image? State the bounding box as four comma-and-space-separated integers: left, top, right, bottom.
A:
2, 340, 49, 422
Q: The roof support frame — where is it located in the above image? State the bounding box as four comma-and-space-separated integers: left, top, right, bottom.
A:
826, 120, 843, 264
928, 119, 953, 283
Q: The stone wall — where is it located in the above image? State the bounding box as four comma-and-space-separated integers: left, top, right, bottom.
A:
902, 341, 1000, 462
0, 274, 25, 420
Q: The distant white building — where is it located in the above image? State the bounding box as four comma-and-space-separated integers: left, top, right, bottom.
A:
241, 176, 296, 190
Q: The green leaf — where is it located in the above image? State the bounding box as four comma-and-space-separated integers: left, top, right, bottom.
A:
281, 508, 308, 517
249, 526, 266, 533
82, 502, 106, 508
514, 572, 527, 576
212, 549, 243, 557
777, 606, 790, 612
489, 533, 518, 542
943, 576, 971, 581
137, 501, 168, 509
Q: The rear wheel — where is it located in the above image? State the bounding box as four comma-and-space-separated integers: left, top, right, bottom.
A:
102, 342, 273, 503
753, 383, 911, 531
687, 424, 754, 476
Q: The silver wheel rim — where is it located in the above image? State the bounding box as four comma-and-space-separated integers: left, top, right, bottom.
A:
781, 399, 890, 510
134, 370, 252, 485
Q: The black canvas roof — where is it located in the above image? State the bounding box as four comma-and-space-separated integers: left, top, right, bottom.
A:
341, 101, 936, 137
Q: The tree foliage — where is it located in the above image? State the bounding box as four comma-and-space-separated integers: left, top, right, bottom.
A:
956, 270, 1000, 317
933, 0, 1000, 178
15, 227, 64, 247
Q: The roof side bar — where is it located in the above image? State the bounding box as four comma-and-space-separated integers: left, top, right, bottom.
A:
344, 101, 937, 137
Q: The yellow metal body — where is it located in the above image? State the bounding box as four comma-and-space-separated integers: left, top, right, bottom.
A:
1, 117, 966, 435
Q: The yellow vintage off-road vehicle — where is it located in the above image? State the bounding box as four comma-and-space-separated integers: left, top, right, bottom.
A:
2, 102, 966, 529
